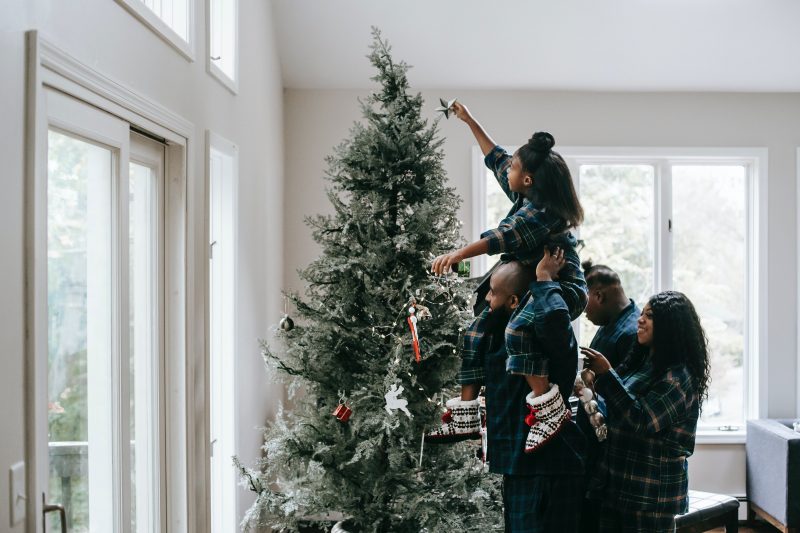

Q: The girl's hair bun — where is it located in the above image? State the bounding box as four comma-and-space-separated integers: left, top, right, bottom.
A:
529, 131, 555, 154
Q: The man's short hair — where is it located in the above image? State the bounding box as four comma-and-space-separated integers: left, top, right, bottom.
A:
495, 261, 534, 297
582, 260, 621, 288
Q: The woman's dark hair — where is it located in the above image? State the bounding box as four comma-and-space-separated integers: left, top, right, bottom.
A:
516, 131, 584, 228
643, 291, 711, 403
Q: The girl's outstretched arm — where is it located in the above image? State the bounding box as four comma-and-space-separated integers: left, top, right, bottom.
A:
431, 238, 490, 276
452, 102, 496, 156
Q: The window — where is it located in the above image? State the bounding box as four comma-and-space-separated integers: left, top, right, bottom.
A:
208, 132, 238, 533
29, 37, 198, 532
474, 147, 766, 438
208, 0, 238, 92
44, 90, 167, 531
116, 0, 194, 60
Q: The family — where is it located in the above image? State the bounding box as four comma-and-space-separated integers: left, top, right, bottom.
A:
426, 102, 711, 533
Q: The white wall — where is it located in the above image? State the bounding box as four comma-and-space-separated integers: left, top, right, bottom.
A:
284, 88, 800, 498
0, 0, 283, 529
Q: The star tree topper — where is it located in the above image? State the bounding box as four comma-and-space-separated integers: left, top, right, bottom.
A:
435, 97, 458, 119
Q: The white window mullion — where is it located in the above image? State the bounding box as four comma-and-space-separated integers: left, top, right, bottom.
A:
655, 161, 673, 293
85, 138, 116, 533
115, 137, 134, 533
129, 133, 166, 533
208, 131, 238, 533
471, 146, 488, 277
746, 156, 768, 421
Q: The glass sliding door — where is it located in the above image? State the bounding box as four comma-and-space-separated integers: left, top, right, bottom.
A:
42, 89, 165, 532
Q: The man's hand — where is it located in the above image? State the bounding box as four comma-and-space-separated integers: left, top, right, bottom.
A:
581, 346, 612, 376
431, 250, 465, 276
535, 247, 565, 282
450, 101, 474, 124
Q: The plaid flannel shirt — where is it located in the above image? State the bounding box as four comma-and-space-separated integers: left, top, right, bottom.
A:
592, 354, 699, 514
482, 145, 570, 265
484, 281, 586, 476
474, 145, 588, 378
577, 300, 641, 471
458, 242, 586, 385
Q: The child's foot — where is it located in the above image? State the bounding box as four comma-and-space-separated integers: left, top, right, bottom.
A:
424, 397, 482, 443
524, 384, 570, 453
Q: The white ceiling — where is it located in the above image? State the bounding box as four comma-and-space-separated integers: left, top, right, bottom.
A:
271, 0, 800, 92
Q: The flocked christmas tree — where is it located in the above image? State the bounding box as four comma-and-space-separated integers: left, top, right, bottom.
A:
235, 29, 502, 532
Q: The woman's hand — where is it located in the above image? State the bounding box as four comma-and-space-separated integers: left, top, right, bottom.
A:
451, 101, 474, 124
535, 247, 565, 281
431, 250, 465, 276
581, 346, 612, 376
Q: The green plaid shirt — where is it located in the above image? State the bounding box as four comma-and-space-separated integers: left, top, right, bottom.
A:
592, 353, 699, 513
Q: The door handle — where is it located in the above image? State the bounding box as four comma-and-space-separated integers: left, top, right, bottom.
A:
42, 493, 67, 533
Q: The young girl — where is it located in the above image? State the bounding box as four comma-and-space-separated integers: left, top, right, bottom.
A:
582, 291, 709, 531
426, 102, 587, 453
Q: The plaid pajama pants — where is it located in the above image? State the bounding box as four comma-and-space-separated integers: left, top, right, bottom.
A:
502, 474, 585, 533
598, 503, 676, 533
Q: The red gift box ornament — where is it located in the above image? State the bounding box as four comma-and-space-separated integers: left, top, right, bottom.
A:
332, 396, 352, 423
338, 405, 352, 422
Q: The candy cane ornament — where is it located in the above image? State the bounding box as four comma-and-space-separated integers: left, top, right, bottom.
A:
407, 306, 421, 363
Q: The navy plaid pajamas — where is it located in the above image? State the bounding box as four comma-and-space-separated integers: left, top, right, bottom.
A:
503, 475, 585, 533
598, 504, 676, 533
481, 281, 586, 532
457, 145, 587, 385
578, 300, 640, 533
591, 353, 699, 516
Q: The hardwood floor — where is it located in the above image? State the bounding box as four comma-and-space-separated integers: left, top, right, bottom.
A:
709, 522, 781, 532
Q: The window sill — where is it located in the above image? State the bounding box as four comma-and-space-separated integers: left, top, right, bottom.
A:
208, 61, 238, 95
695, 429, 746, 445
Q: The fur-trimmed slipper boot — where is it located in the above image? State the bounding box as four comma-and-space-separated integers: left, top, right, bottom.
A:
424, 397, 482, 443
524, 384, 570, 453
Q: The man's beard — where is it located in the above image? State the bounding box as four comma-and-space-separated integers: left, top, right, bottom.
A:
485, 306, 511, 331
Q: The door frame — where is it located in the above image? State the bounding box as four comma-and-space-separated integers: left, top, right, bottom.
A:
24, 31, 207, 533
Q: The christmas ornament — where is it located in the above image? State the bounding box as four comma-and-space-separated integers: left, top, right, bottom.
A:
279, 296, 295, 331
435, 97, 458, 119
384, 383, 412, 417
405, 297, 430, 363
479, 396, 488, 465
407, 307, 421, 363
279, 315, 295, 331
332, 394, 352, 423
574, 373, 607, 442
451, 260, 471, 278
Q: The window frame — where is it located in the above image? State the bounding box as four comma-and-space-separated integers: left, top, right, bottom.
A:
26, 31, 203, 531
472, 145, 768, 443
207, 130, 239, 533
206, 0, 239, 94
115, 0, 196, 61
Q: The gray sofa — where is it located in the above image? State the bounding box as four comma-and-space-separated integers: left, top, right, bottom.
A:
746, 419, 800, 532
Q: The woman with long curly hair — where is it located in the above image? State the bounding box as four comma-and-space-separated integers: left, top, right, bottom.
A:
581, 291, 711, 532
